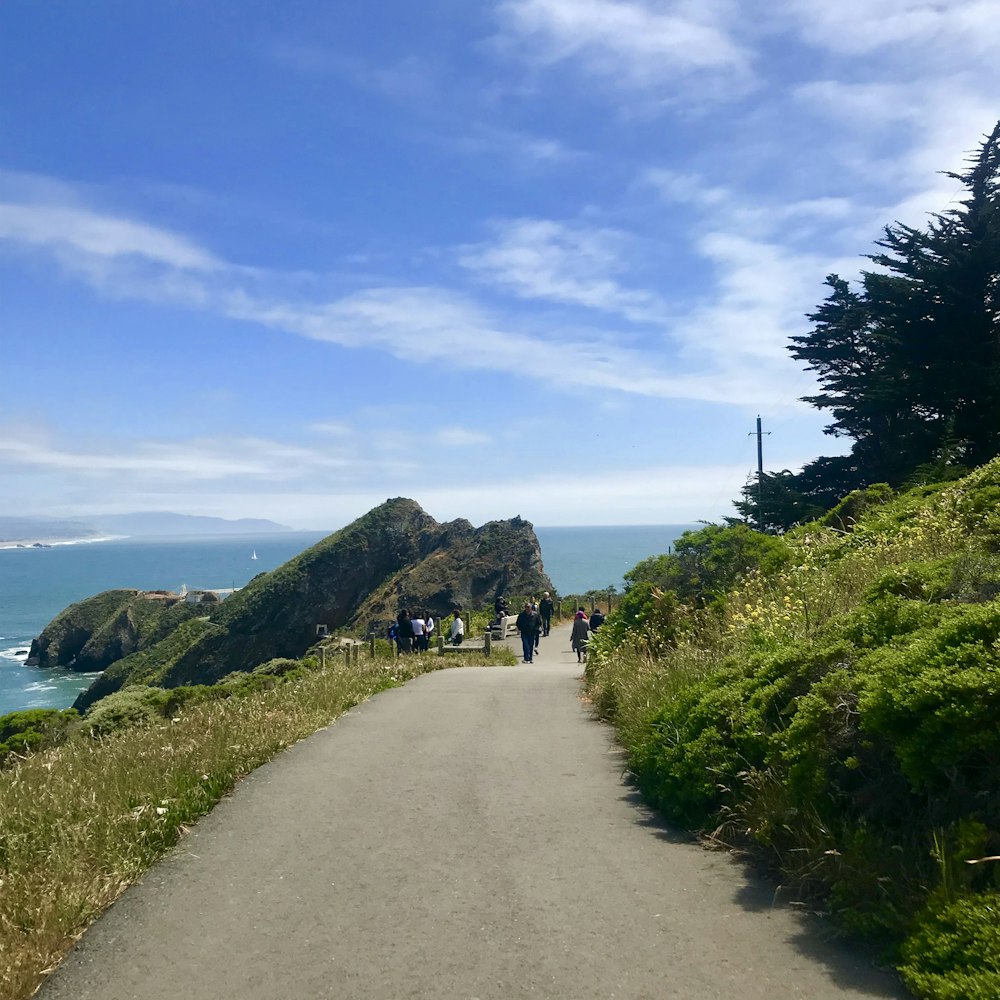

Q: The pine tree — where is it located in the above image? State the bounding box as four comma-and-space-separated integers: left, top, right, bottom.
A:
785, 121, 1000, 496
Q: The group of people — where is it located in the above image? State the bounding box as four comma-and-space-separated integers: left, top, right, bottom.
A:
389, 607, 465, 653
389, 594, 605, 662
509, 592, 604, 664
389, 609, 436, 653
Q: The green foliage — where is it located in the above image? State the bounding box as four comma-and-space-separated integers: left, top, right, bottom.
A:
623, 522, 790, 606
0, 709, 78, 763
84, 688, 171, 735
596, 582, 679, 652
900, 893, 1000, 1000
588, 456, 1000, 996
817, 483, 895, 532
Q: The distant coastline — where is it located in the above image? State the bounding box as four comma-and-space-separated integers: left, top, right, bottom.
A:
0, 535, 123, 551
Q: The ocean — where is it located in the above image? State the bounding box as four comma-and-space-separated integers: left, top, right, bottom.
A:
0, 524, 695, 714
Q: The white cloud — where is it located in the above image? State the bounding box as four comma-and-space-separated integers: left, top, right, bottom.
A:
779, 0, 1000, 57
643, 168, 730, 208
0, 429, 403, 485
459, 218, 668, 323
495, 0, 751, 91
435, 427, 492, 446
0, 202, 220, 271
0, 187, 837, 410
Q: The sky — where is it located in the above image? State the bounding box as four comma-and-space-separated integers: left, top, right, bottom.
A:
1, 1, 998, 529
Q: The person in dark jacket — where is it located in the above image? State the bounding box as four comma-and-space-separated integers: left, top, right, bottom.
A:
396, 608, 414, 654
571, 611, 590, 663
515, 602, 541, 663
589, 607, 605, 631
539, 592, 554, 636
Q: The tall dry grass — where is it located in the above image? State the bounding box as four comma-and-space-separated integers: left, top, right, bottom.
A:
0, 649, 505, 1000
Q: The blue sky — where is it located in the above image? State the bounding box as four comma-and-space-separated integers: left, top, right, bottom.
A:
1, 1, 998, 528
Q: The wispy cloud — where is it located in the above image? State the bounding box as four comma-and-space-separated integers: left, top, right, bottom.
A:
0, 202, 221, 271
434, 427, 492, 446
778, 0, 1000, 57
495, 0, 751, 92
0, 430, 373, 482
458, 218, 668, 323
0, 192, 796, 406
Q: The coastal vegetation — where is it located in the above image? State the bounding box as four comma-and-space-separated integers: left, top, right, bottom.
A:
0, 642, 514, 1000
587, 458, 1000, 998
587, 125, 1000, 998
46, 499, 552, 709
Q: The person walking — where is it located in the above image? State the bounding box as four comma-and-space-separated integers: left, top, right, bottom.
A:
410, 611, 427, 653
539, 592, 554, 636
590, 606, 605, 631
396, 608, 414, 655
424, 611, 435, 651
515, 601, 541, 663
571, 610, 590, 663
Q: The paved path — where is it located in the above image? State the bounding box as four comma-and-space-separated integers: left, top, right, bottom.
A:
41, 622, 904, 1000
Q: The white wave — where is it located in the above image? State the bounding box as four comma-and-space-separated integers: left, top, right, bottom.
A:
50, 535, 126, 547
0, 646, 32, 663
25, 681, 57, 692
0, 534, 125, 551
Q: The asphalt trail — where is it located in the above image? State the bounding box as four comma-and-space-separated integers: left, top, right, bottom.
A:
41, 622, 904, 999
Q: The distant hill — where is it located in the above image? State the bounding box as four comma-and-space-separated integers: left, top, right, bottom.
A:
0, 513, 292, 543
0, 517, 100, 543
87, 513, 293, 536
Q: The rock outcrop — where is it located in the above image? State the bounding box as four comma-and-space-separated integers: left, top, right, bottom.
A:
68, 499, 552, 711
27, 590, 200, 671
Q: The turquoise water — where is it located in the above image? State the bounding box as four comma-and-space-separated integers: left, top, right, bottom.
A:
0, 524, 695, 713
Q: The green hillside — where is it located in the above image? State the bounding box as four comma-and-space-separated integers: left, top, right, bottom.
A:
587, 458, 1000, 999
71, 498, 551, 710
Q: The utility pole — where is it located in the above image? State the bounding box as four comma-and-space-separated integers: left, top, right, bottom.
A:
749, 415, 770, 533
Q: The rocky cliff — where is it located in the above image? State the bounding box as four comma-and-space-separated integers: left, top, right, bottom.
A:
67, 499, 552, 711
27, 591, 201, 672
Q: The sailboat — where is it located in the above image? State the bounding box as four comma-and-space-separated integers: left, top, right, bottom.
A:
251, 549, 258, 560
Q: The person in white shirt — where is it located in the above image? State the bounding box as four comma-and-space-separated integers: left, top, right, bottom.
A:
424, 611, 435, 650
411, 614, 426, 653
449, 610, 465, 645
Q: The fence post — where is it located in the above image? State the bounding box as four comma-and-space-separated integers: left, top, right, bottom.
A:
437, 635, 445, 656
352, 644, 359, 666
319, 646, 326, 669
484, 631, 492, 656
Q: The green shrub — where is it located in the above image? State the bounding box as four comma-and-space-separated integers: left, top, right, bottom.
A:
865, 558, 956, 603
900, 892, 1000, 1000
0, 708, 78, 763
84, 687, 170, 735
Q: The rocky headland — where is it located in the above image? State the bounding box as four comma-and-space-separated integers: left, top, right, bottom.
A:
25, 499, 552, 712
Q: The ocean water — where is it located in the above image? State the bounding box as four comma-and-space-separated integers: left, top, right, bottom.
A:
0, 524, 695, 714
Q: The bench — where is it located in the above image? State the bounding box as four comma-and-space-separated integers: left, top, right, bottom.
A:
489, 615, 520, 640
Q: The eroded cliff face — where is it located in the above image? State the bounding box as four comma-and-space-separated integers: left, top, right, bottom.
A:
27, 591, 200, 672
67, 499, 553, 711
350, 515, 550, 630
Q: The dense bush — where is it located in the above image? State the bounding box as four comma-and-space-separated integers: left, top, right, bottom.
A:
587, 457, 1000, 995
0, 708, 78, 763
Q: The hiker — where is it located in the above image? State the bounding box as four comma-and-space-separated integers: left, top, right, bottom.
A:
410, 611, 426, 653
424, 611, 435, 650
515, 601, 541, 663
539, 592, 554, 636
396, 608, 414, 654
571, 610, 590, 663
590, 606, 605, 631
449, 610, 465, 645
